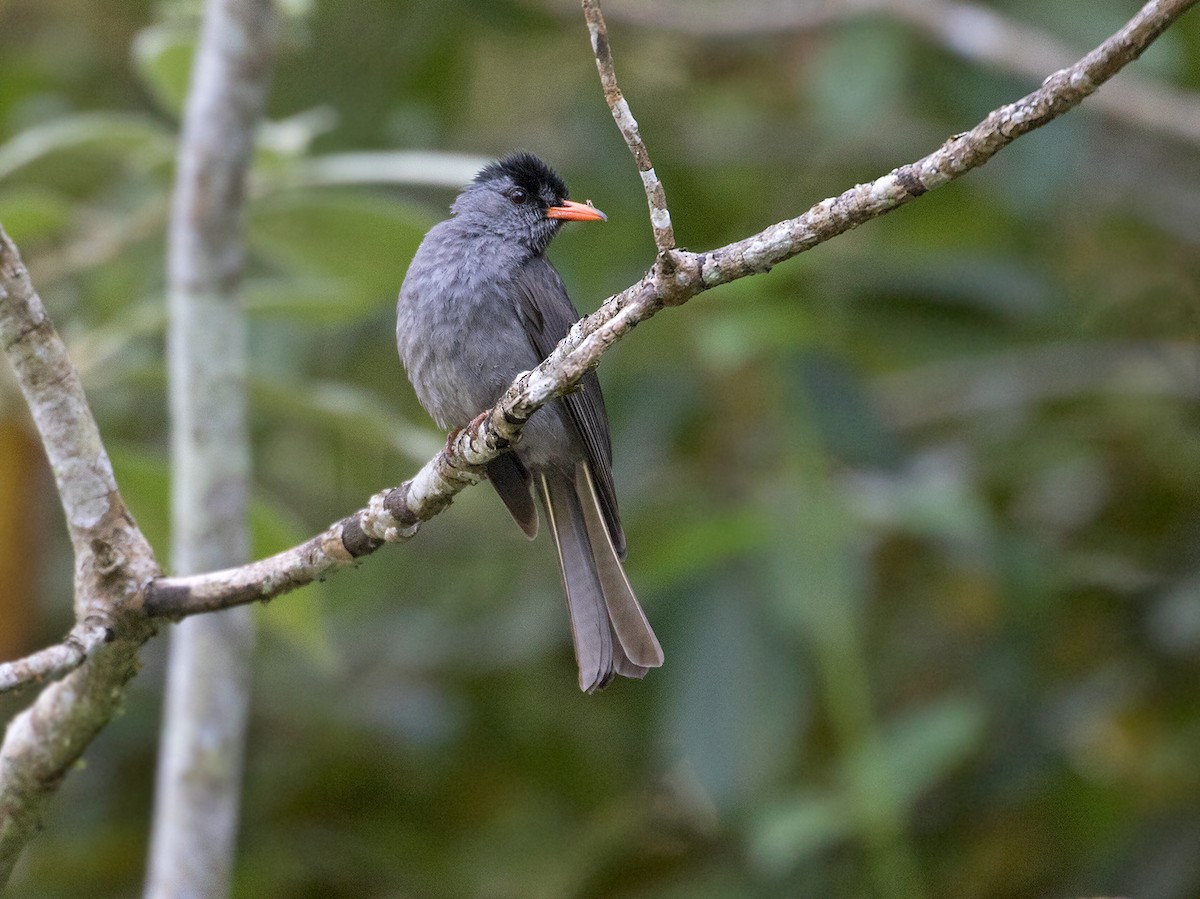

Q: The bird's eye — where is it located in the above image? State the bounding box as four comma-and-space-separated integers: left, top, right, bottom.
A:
509, 188, 528, 205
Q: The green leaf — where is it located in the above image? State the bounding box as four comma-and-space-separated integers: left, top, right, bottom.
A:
106, 444, 171, 560
0, 186, 73, 243
841, 696, 987, 812
248, 190, 432, 311
0, 113, 173, 182
750, 789, 853, 875
132, 24, 196, 120
250, 375, 441, 463
249, 492, 339, 672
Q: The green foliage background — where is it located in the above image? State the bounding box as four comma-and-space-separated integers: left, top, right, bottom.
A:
3, 0, 1200, 896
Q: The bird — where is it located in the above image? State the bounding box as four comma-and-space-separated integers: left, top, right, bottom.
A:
396, 152, 663, 693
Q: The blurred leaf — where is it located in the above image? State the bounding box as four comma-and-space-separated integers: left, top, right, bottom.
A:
107, 443, 171, 560
132, 24, 196, 120
664, 567, 809, 810
0, 112, 173, 183
274, 149, 489, 189
250, 375, 441, 463
750, 788, 853, 875
248, 190, 431, 309
242, 275, 373, 320
250, 495, 339, 673
692, 296, 820, 371
809, 22, 911, 144
841, 696, 987, 813
0, 186, 73, 243
256, 108, 340, 162
1147, 573, 1200, 658
848, 250, 1053, 322
762, 469, 862, 643
750, 698, 985, 878
845, 448, 994, 551
789, 351, 905, 470
634, 505, 767, 591
72, 297, 167, 385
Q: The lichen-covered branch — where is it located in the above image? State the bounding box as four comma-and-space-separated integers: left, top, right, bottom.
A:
0, 226, 159, 883
582, 0, 675, 252
0, 620, 111, 695
0, 227, 156, 610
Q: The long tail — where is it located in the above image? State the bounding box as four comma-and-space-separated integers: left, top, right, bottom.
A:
539, 465, 664, 693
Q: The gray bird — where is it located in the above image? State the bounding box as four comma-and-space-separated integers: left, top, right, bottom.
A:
396, 152, 663, 692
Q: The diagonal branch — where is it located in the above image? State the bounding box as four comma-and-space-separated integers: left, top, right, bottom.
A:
142, 0, 1199, 618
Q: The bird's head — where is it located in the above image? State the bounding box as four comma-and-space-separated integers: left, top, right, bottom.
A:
453, 152, 606, 255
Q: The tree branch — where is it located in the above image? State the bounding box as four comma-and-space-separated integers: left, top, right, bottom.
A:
0, 227, 154, 596
146, 0, 279, 895
0, 620, 111, 695
582, 0, 676, 252
0, 225, 159, 882
142, 0, 1199, 617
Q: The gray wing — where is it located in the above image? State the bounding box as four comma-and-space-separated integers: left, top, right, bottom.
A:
514, 255, 626, 558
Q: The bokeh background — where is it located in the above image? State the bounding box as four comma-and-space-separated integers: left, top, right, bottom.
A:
3, 0, 1200, 896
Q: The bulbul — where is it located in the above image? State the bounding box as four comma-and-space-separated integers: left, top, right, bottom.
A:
396, 152, 664, 692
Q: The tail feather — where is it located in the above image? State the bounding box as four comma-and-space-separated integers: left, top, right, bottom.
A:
577, 464, 664, 669
539, 467, 663, 693
487, 455, 538, 539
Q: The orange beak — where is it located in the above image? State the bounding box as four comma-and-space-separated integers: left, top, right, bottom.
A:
545, 199, 607, 222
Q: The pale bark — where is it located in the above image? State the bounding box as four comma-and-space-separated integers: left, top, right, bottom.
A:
0, 225, 159, 882
143, 1, 278, 897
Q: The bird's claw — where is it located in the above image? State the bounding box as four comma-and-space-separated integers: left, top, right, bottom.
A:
447, 412, 490, 449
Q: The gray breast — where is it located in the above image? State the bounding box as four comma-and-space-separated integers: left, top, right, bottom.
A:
397, 221, 541, 429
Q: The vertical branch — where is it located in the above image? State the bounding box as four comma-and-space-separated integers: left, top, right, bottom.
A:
143, 1, 278, 897
582, 0, 677, 252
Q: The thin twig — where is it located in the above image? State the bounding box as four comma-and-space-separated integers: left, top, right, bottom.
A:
0, 620, 112, 694
582, 0, 676, 252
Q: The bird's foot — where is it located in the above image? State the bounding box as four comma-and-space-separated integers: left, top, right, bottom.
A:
446, 411, 489, 449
